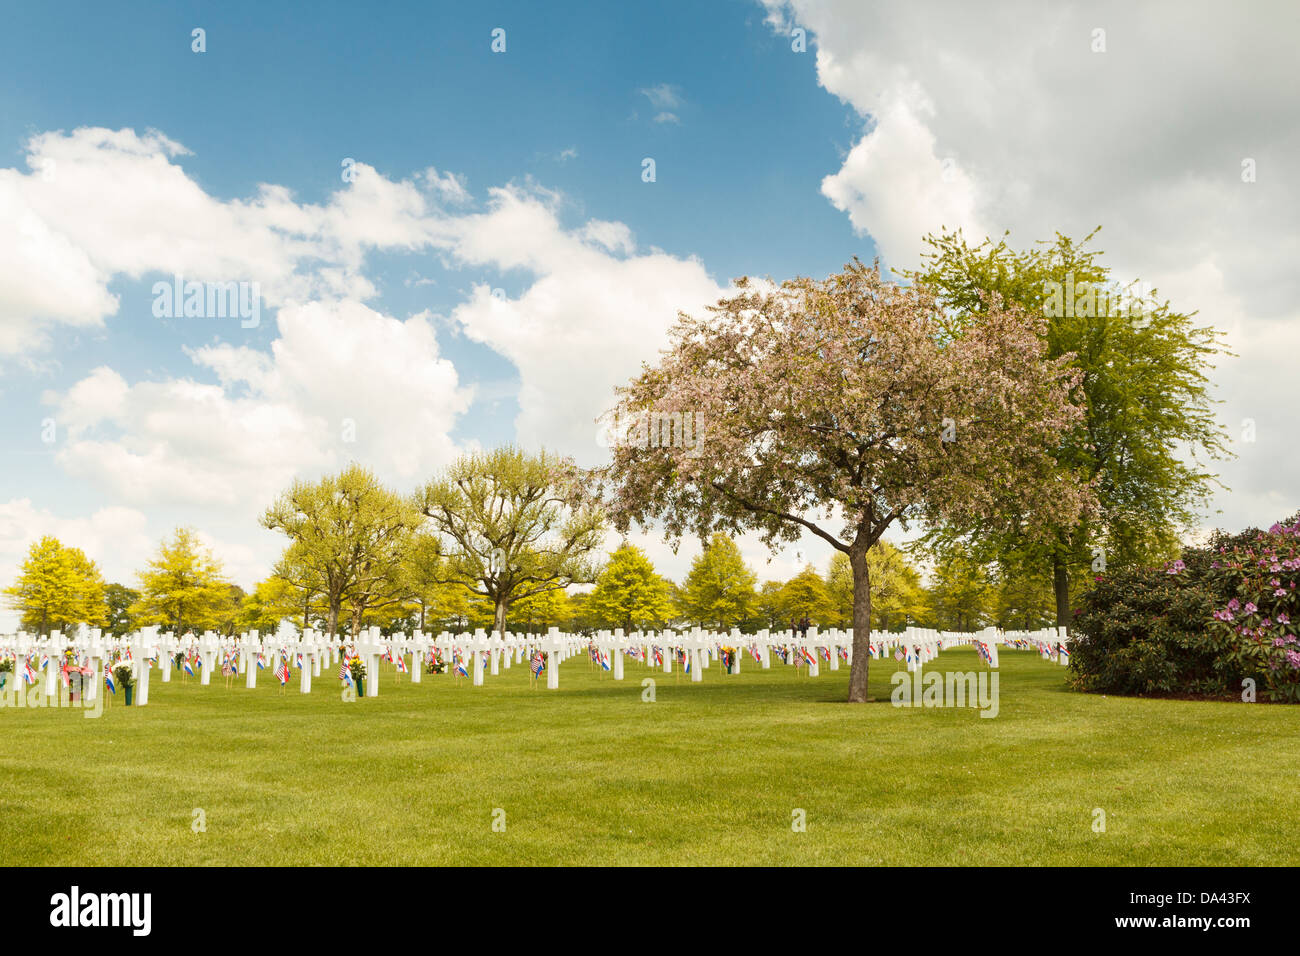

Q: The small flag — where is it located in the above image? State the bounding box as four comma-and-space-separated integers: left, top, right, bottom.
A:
394, 653, 407, 674
103, 666, 115, 694
275, 659, 290, 684
182, 658, 195, 676
530, 650, 545, 676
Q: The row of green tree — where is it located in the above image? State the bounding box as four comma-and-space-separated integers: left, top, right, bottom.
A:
4, 519, 1060, 639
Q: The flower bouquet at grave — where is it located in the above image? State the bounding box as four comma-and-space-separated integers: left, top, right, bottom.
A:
0, 657, 12, 690
114, 662, 136, 705
348, 655, 367, 696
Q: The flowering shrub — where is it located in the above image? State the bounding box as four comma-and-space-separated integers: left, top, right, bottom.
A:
1071, 514, 1300, 701
1202, 517, 1300, 702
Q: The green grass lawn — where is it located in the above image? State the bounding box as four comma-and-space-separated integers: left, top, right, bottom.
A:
1, 648, 1294, 866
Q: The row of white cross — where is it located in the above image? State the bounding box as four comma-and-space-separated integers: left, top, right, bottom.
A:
1, 622, 1070, 707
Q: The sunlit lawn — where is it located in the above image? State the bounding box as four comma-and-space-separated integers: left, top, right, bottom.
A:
1, 647, 1293, 865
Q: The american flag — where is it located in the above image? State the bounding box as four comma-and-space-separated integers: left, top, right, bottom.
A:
275, 659, 290, 684
102, 666, 115, 693
894, 646, 905, 661
530, 649, 545, 675
339, 658, 351, 683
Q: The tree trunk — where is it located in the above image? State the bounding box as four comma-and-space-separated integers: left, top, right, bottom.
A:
494, 599, 508, 638
847, 549, 873, 703
327, 603, 339, 642
1052, 556, 1070, 634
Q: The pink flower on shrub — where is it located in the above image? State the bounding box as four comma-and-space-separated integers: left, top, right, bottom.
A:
1279, 613, 1291, 625
1287, 649, 1300, 670
1244, 602, 1258, 614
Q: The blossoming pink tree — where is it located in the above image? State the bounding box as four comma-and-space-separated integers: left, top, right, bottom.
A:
599, 260, 1094, 702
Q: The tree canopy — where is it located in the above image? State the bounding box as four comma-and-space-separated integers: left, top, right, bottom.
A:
908, 228, 1232, 627
601, 260, 1088, 700
3, 536, 106, 636
417, 446, 606, 636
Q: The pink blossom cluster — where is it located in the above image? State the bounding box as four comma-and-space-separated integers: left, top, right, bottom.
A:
1209, 524, 1300, 682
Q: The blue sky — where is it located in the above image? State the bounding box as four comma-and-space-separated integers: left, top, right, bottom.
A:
0, 1, 865, 563
2, 0, 1295, 613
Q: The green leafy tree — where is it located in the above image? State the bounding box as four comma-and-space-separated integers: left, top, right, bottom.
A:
755, 580, 787, 630
3, 536, 107, 635
925, 546, 996, 632
271, 543, 329, 632
261, 465, 421, 640
238, 575, 301, 636
829, 544, 926, 631
909, 228, 1232, 629
104, 583, 139, 638
780, 565, 832, 629
401, 531, 472, 632
587, 543, 674, 631
991, 561, 1057, 631
508, 587, 573, 634
418, 447, 606, 637
677, 533, 758, 630
132, 528, 231, 635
